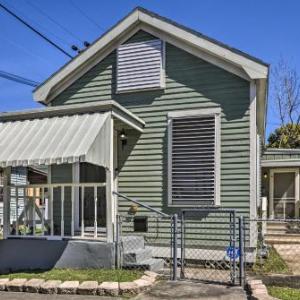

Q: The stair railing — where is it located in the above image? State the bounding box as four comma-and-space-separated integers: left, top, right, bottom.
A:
113, 191, 178, 280
112, 191, 170, 218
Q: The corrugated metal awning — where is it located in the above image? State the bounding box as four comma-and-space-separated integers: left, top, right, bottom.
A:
0, 112, 111, 168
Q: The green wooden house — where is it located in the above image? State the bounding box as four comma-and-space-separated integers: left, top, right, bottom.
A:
0, 7, 268, 271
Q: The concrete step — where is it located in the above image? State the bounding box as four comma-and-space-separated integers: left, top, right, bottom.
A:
267, 230, 288, 235
121, 236, 145, 252
123, 258, 165, 272
266, 234, 300, 244
267, 223, 288, 229
123, 248, 153, 264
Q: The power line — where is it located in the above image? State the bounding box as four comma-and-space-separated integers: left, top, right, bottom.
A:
0, 2, 73, 58
2, 0, 73, 48
0, 70, 40, 87
0, 32, 52, 73
69, 0, 105, 31
25, 0, 83, 44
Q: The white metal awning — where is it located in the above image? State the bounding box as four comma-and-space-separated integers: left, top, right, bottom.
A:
0, 112, 111, 168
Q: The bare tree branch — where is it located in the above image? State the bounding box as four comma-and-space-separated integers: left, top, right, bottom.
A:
271, 58, 300, 126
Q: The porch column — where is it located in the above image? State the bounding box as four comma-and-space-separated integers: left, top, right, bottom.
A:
3, 167, 11, 239
72, 162, 80, 233
106, 115, 116, 243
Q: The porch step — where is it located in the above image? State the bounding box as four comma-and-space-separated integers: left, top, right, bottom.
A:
74, 232, 106, 239
267, 229, 288, 235
267, 223, 288, 229
123, 248, 153, 264
123, 258, 165, 272
121, 236, 145, 252
265, 233, 300, 244
121, 236, 164, 272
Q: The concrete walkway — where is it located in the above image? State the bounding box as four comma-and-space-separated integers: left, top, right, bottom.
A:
0, 292, 121, 300
134, 281, 247, 300
274, 244, 300, 274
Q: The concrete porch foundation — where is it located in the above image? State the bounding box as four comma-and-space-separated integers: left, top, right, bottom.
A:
0, 239, 115, 273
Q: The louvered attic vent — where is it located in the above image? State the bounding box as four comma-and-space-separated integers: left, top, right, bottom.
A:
169, 115, 217, 206
117, 39, 164, 93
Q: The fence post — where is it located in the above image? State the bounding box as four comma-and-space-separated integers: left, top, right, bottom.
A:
231, 211, 237, 285
115, 215, 121, 269
172, 214, 178, 281
239, 216, 245, 287
180, 212, 185, 279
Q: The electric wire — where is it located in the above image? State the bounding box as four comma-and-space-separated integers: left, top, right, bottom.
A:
69, 0, 105, 31
0, 2, 73, 58
25, 0, 84, 44
1, 0, 73, 50
0, 70, 40, 87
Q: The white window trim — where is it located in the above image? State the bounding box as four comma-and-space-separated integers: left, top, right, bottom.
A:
116, 39, 166, 94
167, 108, 221, 207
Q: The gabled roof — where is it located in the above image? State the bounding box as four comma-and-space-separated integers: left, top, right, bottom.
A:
33, 6, 269, 105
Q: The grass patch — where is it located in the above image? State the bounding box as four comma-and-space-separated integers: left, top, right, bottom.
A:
268, 286, 300, 300
253, 247, 290, 274
0, 268, 142, 283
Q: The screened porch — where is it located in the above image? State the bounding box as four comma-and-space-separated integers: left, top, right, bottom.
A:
0, 101, 145, 242
6, 164, 106, 240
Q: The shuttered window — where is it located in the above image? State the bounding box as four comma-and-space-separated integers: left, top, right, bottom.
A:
168, 111, 220, 206
117, 39, 164, 92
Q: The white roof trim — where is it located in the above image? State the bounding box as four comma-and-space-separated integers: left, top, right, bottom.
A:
138, 10, 268, 79
34, 8, 268, 104
262, 160, 300, 168
0, 100, 145, 133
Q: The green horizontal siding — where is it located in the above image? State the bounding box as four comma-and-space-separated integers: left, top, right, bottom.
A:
263, 150, 300, 161
51, 164, 72, 235
52, 30, 251, 217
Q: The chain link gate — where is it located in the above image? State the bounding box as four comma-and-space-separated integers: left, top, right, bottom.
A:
179, 209, 245, 286
114, 193, 246, 286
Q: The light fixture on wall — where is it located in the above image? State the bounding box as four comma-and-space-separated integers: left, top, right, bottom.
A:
120, 129, 127, 149
263, 172, 268, 179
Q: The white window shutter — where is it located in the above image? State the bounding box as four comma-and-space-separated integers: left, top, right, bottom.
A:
117, 39, 164, 92
169, 115, 217, 206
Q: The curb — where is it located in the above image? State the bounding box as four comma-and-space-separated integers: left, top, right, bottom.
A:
1, 270, 159, 296
247, 279, 279, 300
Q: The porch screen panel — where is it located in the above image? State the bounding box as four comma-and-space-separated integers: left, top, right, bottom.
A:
170, 115, 216, 205
117, 39, 164, 92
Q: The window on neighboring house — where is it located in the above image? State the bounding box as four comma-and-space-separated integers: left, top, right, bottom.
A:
117, 39, 165, 93
168, 109, 221, 206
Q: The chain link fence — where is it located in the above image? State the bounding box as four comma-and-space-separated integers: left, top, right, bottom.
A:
116, 213, 174, 281
179, 209, 244, 285
246, 218, 300, 278
115, 207, 246, 286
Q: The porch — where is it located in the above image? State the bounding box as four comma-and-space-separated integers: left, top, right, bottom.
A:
260, 148, 300, 246
0, 101, 145, 243
6, 180, 107, 241
261, 148, 300, 220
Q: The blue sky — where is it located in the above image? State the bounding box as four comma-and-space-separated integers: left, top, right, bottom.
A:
0, 0, 299, 138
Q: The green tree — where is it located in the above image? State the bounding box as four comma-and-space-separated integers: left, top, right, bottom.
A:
268, 123, 300, 148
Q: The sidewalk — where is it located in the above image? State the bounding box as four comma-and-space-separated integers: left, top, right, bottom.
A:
134, 281, 247, 300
